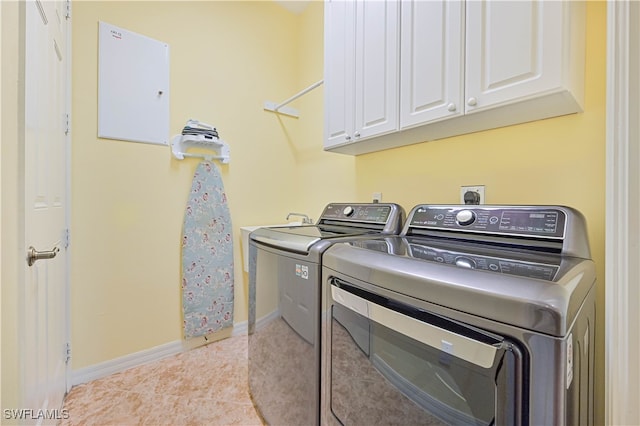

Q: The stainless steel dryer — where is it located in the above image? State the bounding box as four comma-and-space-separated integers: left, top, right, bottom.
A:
248, 203, 405, 426
322, 205, 596, 426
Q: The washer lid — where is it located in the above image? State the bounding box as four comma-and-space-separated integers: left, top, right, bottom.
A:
249, 202, 405, 254
250, 226, 321, 253
250, 225, 376, 253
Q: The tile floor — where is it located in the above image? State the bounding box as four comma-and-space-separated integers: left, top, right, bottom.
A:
59, 335, 264, 426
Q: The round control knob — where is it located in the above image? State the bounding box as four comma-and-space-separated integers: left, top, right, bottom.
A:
467, 97, 478, 107
343, 206, 354, 217
456, 209, 476, 226
455, 257, 476, 269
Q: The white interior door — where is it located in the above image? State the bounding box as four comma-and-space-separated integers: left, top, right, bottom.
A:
22, 0, 69, 418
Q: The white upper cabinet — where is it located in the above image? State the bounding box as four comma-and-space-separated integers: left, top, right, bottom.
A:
324, 0, 355, 148
324, 0, 399, 149
324, 0, 585, 155
355, 0, 399, 140
400, 0, 464, 128
464, 1, 578, 113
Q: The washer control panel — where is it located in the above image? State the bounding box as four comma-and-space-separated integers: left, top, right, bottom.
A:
409, 206, 566, 239
322, 203, 392, 224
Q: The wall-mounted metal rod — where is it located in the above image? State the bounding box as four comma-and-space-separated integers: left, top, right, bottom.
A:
274, 79, 324, 111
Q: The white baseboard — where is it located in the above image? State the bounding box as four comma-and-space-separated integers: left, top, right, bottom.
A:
232, 320, 248, 336
255, 309, 279, 331
70, 321, 248, 387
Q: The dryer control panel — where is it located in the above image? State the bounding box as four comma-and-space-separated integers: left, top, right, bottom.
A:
408, 206, 567, 239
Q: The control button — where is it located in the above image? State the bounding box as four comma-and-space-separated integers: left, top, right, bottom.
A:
489, 263, 499, 271
489, 216, 499, 224
456, 210, 476, 226
343, 206, 354, 217
455, 257, 476, 269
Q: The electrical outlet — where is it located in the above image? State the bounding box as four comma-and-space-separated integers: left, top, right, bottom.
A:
460, 185, 485, 205
372, 192, 382, 203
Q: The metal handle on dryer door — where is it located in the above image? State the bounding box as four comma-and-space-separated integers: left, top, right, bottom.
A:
331, 283, 500, 368
27, 246, 60, 266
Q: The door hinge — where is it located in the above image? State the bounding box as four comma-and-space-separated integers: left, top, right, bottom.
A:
65, 342, 71, 364
64, 113, 70, 135
65, 0, 71, 20
63, 228, 70, 249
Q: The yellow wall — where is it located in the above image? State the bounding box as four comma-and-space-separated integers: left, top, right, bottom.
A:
1, 0, 22, 415
354, 2, 607, 422
289, 1, 355, 210
70, 1, 353, 370
0, 0, 4, 413
72, 0, 605, 422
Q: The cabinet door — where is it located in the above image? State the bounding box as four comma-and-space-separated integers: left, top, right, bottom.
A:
324, 0, 356, 148
465, 0, 565, 113
353, 0, 399, 141
400, 0, 464, 129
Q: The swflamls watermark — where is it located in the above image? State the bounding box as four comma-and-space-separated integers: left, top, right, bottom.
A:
3, 408, 70, 420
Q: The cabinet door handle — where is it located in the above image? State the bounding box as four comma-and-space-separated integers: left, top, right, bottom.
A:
354, 132, 361, 138
345, 135, 351, 141
447, 103, 457, 112
467, 97, 478, 107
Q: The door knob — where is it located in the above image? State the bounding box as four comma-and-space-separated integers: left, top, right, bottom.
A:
467, 97, 478, 106
27, 246, 60, 267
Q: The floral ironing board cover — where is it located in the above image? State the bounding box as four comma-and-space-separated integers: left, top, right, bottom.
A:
181, 161, 234, 338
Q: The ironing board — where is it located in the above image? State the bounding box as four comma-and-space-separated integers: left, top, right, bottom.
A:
181, 161, 234, 339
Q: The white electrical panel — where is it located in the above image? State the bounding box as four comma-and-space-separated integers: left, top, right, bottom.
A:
98, 22, 170, 145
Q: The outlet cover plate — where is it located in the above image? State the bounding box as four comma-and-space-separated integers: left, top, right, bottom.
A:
460, 185, 485, 204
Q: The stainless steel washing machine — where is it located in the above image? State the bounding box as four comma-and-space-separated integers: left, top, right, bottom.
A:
322, 205, 596, 426
248, 203, 405, 426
